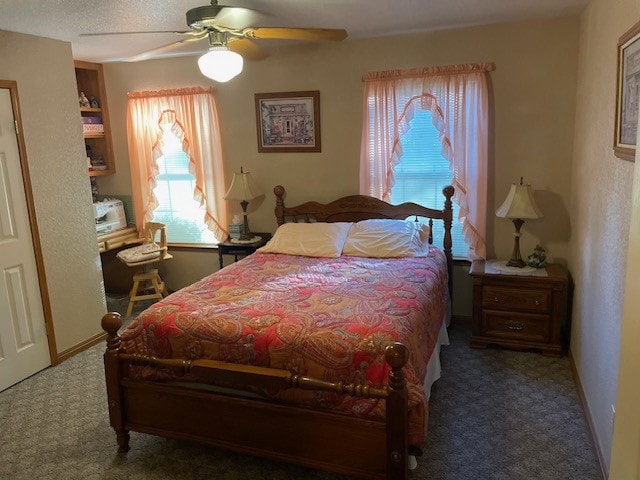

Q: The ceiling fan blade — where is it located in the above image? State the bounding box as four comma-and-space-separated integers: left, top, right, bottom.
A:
79, 30, 193, 37
228, 37, 268, 60
242, 27, 348, 42
125, 32, 208, 62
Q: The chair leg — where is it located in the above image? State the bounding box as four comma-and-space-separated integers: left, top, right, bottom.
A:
125, 268, 168, 317
126, 278, 141, 317
128, 270, 164, 315
151, 275, 164, 299
157, 274, 169, 297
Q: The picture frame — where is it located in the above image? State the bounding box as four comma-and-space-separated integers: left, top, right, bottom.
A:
614, 20, 640, 162
255, 91, 321, 153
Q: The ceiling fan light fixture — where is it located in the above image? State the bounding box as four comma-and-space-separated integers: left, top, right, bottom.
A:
197, 45, 243, 82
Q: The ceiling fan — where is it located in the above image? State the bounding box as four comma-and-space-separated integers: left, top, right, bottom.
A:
81, 0, 348, 82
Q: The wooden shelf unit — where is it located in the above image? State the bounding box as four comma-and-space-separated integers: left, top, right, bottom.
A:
74, 60, 115, 176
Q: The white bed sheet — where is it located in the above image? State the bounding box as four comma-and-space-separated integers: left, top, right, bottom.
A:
423, 305, 451, 400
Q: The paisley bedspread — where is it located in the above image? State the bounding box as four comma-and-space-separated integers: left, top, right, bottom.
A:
120, 248, 449, 445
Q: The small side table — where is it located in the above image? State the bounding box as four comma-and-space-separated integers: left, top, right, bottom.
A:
469, 260, 570, 357
217, 232, 271, 269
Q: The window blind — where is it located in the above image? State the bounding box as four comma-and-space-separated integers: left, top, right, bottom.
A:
153, 129, 217, 245
389, 109, 467, 258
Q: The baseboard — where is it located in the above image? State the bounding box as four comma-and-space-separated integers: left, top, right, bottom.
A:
568, 348, 609, 480
53, 331, 107, 365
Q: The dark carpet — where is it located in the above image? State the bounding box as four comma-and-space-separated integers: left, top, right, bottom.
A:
0, 294, 602, 479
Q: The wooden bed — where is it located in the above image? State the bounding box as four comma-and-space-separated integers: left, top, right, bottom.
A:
101, 184, 454, 480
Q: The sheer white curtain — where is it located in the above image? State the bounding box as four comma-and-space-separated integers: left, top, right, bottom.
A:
126, 87, 228, 241
360, 64, 493, 259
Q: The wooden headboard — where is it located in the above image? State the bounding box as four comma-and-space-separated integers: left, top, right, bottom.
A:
273, 184, 455, 297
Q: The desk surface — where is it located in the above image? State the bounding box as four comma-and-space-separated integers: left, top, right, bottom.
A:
97, 226, 139, 253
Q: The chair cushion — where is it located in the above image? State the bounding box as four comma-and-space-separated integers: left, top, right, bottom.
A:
117, 243, 161, 264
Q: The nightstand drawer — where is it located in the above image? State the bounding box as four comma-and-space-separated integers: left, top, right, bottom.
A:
470, 261, 569, 356
482, 286, 550, 313
482, 311, 550, 342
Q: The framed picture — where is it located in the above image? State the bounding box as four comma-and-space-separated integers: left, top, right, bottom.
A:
614, 20, 640, 162
255, 91, 321, 153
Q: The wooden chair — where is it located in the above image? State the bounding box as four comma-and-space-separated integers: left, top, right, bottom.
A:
116, 222, 173, 316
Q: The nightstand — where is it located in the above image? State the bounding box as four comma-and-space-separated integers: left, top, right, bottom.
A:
217, 232, 271, 269
469, 260, 570, 357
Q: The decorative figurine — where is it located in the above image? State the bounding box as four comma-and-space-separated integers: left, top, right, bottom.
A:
526, 245, 547, 268
89, 95, 99, 108
79, 92, 90, 108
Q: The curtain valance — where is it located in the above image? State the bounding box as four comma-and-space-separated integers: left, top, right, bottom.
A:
362, 63, 495, 82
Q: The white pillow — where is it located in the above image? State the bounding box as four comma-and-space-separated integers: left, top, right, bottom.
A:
258, 222, 353, 257
417, 222, 431, 244
342, 219, 430, 258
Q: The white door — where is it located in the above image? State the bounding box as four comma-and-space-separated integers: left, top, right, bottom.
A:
0, 87, 50, 391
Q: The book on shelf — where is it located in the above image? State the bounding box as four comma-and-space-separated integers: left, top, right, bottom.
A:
83, 123, 104, 134
81, 116, 102, 124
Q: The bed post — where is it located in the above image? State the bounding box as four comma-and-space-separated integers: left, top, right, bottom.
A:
101, 312, 130, 453
384, 342, 409, 480
442, 185, 455, 300
274, 185, 286, 226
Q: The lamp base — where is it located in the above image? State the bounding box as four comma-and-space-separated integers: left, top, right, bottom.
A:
507, 218, 526, 268
505, 258, 527, 268
239, 200, 253, 240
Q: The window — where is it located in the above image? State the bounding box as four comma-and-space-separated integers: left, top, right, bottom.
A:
126, 87, 227, 246
389, 109, 467, 258
360, 65, 492, 259
152, 126, 217, 245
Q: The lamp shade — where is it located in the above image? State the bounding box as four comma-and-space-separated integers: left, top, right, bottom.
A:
197, 46, 243, 83
495, 183, 543, 219
224, 169, 263, 201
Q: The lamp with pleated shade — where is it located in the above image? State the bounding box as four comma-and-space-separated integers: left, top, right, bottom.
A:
495, 178, 543, 268
224, 167, 263, 240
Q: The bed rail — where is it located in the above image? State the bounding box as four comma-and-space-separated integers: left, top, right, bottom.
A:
102, 312, 410, 479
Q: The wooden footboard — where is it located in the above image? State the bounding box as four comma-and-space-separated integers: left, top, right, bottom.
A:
102, 312, 411, 479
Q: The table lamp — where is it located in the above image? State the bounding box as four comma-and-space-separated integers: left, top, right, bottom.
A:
495, 178, 543, 268
224, 167, 263, 240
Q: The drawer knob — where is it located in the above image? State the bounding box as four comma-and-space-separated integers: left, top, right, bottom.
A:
493, 296, 499, 303
535, 300, 540, 306
506, 321, 524, 331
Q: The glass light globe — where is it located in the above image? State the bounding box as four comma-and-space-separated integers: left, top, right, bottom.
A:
197, 46, 243, 83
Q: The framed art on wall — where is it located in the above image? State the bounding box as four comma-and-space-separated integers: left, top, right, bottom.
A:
614, 20, 640, 162
255, 91, 321, 153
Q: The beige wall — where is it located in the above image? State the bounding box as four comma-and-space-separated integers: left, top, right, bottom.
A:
570, 0, 639, 473
0, 30, 106, 355
99, 16, 579, 300
610, 124, 640, 480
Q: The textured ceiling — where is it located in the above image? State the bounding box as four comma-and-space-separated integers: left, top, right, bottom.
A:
0, 0, 589, 62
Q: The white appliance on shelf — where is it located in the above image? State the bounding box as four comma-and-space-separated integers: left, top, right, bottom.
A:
94, 199, 127, 235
